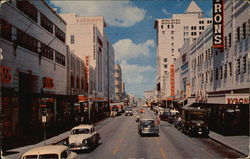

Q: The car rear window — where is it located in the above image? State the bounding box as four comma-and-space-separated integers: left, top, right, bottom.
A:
39, 154, 59, 159
23, 155, 38, 159
71, 128, 90, 134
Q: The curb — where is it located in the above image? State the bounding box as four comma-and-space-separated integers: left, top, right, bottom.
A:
209, 136, 248, 158
53, 116, 109, 145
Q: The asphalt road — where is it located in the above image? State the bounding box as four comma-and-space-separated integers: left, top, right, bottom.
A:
62, 107, 244, 159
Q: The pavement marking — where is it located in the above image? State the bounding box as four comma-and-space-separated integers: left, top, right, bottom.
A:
156, 138, 160, 145
112, 145, 119, 155
201, 147, 213, 158
160, 147, 168, 159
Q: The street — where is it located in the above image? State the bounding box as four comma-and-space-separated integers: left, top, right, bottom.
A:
59, 107, 243, 159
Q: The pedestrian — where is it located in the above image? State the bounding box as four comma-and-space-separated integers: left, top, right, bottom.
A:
136, 112, 139, 123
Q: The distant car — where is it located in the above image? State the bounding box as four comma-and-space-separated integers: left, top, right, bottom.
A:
68, 124, 101, 151
125, 108, 133, 116
138, 119, 159, 136
159, 112, 169, 121
21, 145, 78, 159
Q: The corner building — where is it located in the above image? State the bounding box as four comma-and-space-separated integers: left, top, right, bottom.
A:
154, 1, 212, 104
0, 0, 68, 143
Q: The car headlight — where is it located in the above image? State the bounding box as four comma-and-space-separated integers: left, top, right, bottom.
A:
82, 139, 88, 144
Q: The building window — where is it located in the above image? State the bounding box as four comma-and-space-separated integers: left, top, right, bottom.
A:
55, 51, 66, 66
17, 1, 38, 22
242, 22, 246, 39
171, 25, 174, 29
220, 66, 223, 79
0, 19, 12, 41
55, 26, 65, 43
184, 26, 188, 30
215, 67, 219, 80
210, 70, 213, 82
17, 29, 38, 53
237, 58, 240, 75
161, 25, 163, 29
71, 73, 74, 88
171, 49, 174, 53
171, 43, 174, 47
199, 32, 202, 35
193, 38, 196, 41
167, 25, 170, 29
162, 31, 165, 35
171, 36, 174, 40
184, 32, 188, 36
164, 64, 168, 68
228, 33, 231, 47
229, 62, 232, 76
237, 27, 240, 42
171, 31, 174, 35
41, 43, 53, 60
70, 35, 75, 44
224, 36, 227, 50
164, 58, 167, 62
224, 64, 227, 78
40, 13, 53, 34
243, 56, 247, 73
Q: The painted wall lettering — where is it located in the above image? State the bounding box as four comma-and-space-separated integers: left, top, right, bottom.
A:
0, 66, 12, 84
227, 97, 249, 104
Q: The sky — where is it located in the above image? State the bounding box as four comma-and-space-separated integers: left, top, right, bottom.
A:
48, 0, 212, 97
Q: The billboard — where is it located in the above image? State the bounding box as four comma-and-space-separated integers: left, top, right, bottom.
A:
213, 0, 224, 49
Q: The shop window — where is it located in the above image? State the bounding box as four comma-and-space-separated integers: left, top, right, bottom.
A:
55, 26, 65, 43
17, 29, 38, 53
41, 13, 53, 34
55, 51, 66, 66
41, 43, 54, 60
0, 19, 12, 41
17, 0, 38, 22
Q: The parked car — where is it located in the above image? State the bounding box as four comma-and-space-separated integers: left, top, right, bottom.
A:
168, 109, 179, 124
180, 107, 209, 137
125, 108, 133, 116
138, 119, 159, 136
68, 124, 101, 151
21, 145, 78, 159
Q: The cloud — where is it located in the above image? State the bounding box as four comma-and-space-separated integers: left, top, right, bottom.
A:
120, 60, 154, 85
162, 8, 171, 15
50, 1, 146, 27
113, 39, 155, 62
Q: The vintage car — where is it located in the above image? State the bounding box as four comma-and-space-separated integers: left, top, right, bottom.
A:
138, 119, 159, 136
159, 111, 169, 121
68, 124, 101, 151
125, 107, 133, 116
180, 107, 209, 136
21, 145, 78, 159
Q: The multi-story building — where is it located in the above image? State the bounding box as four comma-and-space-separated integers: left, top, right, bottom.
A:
154, 1, 212, 102
1, 0, 68, 141
60, 14, 114, 101
114, 64, 122, 100
144, 90, 154, 99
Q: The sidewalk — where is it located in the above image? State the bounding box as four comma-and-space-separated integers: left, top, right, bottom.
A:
3, 131, 70, 159
4, 116, 109, 159
209, 131, 249, 157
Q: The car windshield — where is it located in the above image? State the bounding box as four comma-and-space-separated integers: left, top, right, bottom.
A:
23, 155, 38, 159
189, 113, 206, 121
142, 120, 154, 125
39, 154, 59, 159
71, 128, 90, 134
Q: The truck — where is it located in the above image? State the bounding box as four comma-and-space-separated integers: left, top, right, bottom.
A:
180, 107, 209, 137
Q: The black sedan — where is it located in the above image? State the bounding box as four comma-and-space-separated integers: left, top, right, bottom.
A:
138, 119, 159, 136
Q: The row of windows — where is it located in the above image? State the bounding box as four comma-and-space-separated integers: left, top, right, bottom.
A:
161, 24, 174, 29
191, 48, 213, 69
199, 20, 212, 24
70, 74, 86, 90
0, 20, 66, 66
16, 1, 65, 43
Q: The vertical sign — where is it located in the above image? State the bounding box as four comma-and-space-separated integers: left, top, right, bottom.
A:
85, 56, 89, 91
0, 66, 12, 84
213, 0, 224, 49
170, 64, 175, 96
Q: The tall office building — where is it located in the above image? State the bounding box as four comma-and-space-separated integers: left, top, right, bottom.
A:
154, 1, 212, 100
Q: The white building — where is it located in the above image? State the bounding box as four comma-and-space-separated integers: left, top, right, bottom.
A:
144, 90, 155, 99
1, 0, 67, 139
114, 64, 122, 101
60, 14, 114, 100
154, 1, 212, 100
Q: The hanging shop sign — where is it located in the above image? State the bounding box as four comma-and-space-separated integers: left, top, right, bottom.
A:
170, 64, 175, 96
213, 0, 224, 49
78, 95, 88, 102
0, 65, 12, 84
85, 56, 89, 90
43, 77, 54, 89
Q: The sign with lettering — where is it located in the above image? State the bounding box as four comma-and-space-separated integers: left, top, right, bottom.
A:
78, 95, 88, 102
170, 64, 175, 96
0, 66, 12, 84
85, 56, 89, 90
227, 97, 249, 104
213, 0, 224, 49
43, 77, 54, 89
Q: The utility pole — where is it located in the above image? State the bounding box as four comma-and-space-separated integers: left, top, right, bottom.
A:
107, 42, 110, 115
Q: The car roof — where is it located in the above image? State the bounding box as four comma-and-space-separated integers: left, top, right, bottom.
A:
71, 124, 93, 130
141, 119, 154, 121
22, 145, 67, 156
